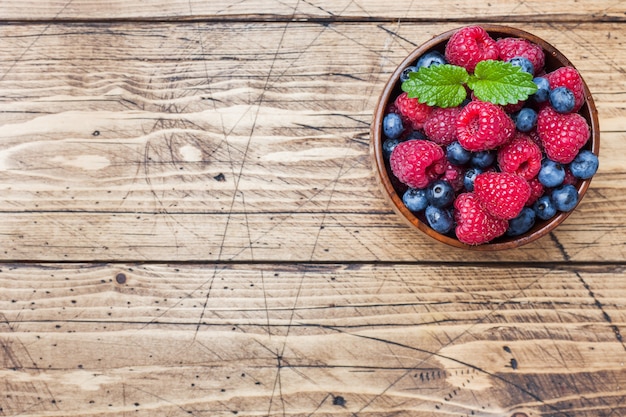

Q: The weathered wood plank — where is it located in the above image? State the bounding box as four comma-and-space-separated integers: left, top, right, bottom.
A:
0, 0, 624, 22
0, 263, 624, 416
0, 22, 624, 262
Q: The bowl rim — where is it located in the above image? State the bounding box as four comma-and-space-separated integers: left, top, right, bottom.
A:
371, 24, 600, 251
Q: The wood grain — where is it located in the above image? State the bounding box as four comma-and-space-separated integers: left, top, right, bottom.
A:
1, 263, 625, 416
0, 22, 624, 262
1, 5, 626, 417
0, 0, 625, 21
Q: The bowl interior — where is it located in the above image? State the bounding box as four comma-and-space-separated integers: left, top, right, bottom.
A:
371, 25, 600, 250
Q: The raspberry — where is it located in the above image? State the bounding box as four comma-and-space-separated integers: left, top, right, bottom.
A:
454, 193, 508, 245
546, 66, 585, 112
394, 92, 433, 130
445, 26, 499, 72
537, 106, 590, 164
424, 107, 461, 146
474, 172, 531, 220
456, 101, 515, 152
562, 167, 577, 185
502, 99, 525, 114
525, 177, 544, 207
527, 129, 543, 152
497, 132, 542, 180
389, 140, 446, 189
443, 162, 465, 191
496, 37, 545, 74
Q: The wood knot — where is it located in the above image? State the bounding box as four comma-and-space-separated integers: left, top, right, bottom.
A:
115, 273, 127, 284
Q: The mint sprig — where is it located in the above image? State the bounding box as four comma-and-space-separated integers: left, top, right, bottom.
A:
401, 64, 469, 108
402, 60, 538, 108
469, 60, 538, 105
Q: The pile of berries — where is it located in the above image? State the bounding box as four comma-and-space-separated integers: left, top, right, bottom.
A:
382, 25, 598, 245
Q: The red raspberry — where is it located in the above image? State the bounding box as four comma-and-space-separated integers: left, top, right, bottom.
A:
527, 129, 543, 152
423, 107, 461, 146
474, 172, 531, 220
497, 132, 542, 180
390, 140, 446, 189
546, 66, 586, 112
454, 193, 508, 245
496, 37, 545, 74
502, 99, 525, 114
525, 177, 544, 207
445, 26, 499, 72
443, 162, 465, 191
537, 106, 590, 164
562, 167, 577, 185
456, 101, 515, 152
394, 92, 433, 130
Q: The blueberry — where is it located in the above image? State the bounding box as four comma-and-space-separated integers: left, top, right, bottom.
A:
402, 188, 429, 212
406, 130, 426, 141
533, 195, 557, 220
471, 151, 495, 168
532, 77, 550, 103
446, 141, 472, 165
507, 56, 535, 75
570, 150, 599, 179
551, 184, 579, 211
400, 65, 419, 82
383, 112, 403, 139
538, 159, 565, 188
382, 138, 400, 159
416, 51, 447, 69
506, 207, 536, 236
464, 167, 483, 192
427, 180, 455, 208
549, 86, 576, 113
514, 108, 537, 132
425, 205, 454, 234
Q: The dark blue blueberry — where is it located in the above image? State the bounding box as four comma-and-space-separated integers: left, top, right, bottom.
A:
514, 107, 538, 132
383, 112, 404, 139
427, 180, 455, 208
538, 159, 565, 188
532, 77, 550, 103
405, 130, 426, 141
425, 205, 454, 234
570, 150, 599, 179
446, 141, 472, 165
549, 86, 576, 113
464, 167, 483, 192
471, 151, 495, 169
507, 56, 535, 75
506, 207, 536, 236
400, 65, 419, 82
533, 195, 557, 220
382, 138, 400, 159
551, 184, 579, 211
416, 51, 447, 69
402, 188, 429, 212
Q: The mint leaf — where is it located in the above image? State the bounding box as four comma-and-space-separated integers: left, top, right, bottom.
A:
401, 64, 469, 108
468, 60, 538, 105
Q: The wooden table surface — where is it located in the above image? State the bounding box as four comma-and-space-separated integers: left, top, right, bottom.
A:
1, 1, 625, 416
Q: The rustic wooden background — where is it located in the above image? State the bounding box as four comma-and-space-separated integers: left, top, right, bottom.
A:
0, 1, 625, 416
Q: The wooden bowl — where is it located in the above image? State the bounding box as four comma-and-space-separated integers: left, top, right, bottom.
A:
371, 25, 600, 250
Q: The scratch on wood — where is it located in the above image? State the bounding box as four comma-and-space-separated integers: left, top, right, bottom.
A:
0, 0, 74, 82
576, 271, 626, 350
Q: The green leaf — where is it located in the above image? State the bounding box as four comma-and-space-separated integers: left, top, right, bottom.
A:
401, 64, 469, 108
467, 60, 538, 105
